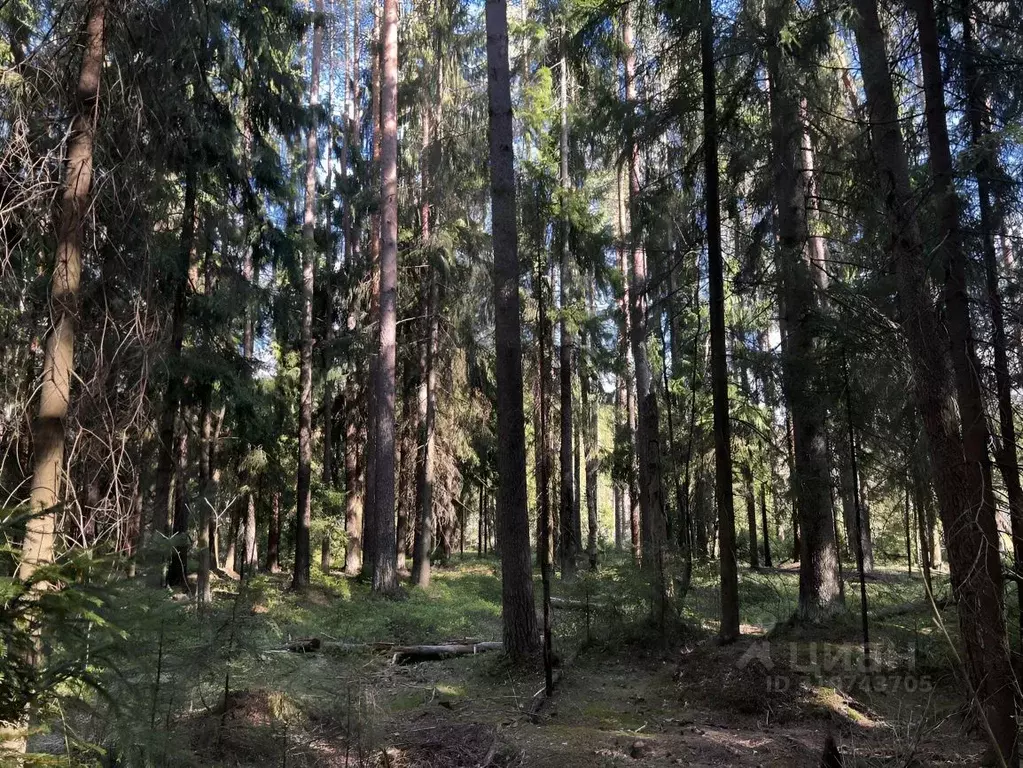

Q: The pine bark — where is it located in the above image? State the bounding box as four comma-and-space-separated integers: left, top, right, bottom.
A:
362, 12, 384, 578
702, 0, 739, 642
558, 41, 577, 579
959, 0, 1023, 645
150, 161, 196, 588
484, 0, 539, 659
293, 0, 324, 590
623, 3, 667, 585
412, 100, 439, 588
582, 284, 598, 570
853, 0, 1017, 757
370, 0, 400, 593
765, 8, 840, 620
20, 0, 107, 585
616, 172, 639, 562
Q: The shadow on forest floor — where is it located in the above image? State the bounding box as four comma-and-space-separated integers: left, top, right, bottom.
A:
28, 555, 993, 766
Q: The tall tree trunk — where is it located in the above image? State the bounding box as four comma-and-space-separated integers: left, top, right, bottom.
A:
623, 3, 667, 593
342, 7, 365, 579
241, 238, 259, 577
760, 481, 772, 567
766, 3, 840, 620
412, 99, 439, 587
662, 269, 690, 557
960, 0, 1023, 649
616, 173, 639, 563
537, 247, 556, 694
702, 0, 739, 642
852, 0, 1017, 757
151, 162, 197, 588
293, 0, 324, 590
484, 0, 539, 660
362, 11, 384, 578
557, 39, 577, 579
371, 0, 400, 593
20, 0, 107, 589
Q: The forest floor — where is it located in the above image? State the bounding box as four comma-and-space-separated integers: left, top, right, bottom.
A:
34, 554, 1000, 766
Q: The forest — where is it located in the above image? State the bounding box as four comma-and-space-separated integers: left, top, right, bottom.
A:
1, 0, 1022, 763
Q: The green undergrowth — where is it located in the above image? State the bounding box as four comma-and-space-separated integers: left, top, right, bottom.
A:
21, 552, 976, 766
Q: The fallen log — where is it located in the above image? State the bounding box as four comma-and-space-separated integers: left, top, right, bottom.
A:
265, 638, 503, 663
285, 637, 321, 653
391, 642, 503, 665
549, 596, 605, 610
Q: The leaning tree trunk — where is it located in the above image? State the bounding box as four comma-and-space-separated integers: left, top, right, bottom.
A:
371, 0, 400, 593
20, 0, 107, 590
293, 0, 324, 590
701, 0, 739, 642
960, 0, 1023, 648
766, 5, 840, 621
484, 0, 539, 660
853, 0, 1017, 758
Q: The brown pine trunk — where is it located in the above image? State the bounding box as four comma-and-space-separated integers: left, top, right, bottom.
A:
702, 0, 739, 642
853, 0, 1017, 757
293, 0, 324, 590
484, 0, 539, 660
20, 0, 107, 587
362, 10, 384, 578
371, 0, 400, 593
624, 4, 667, 596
